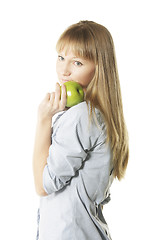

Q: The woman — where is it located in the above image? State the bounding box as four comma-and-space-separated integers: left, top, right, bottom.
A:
33, 20, 129, 240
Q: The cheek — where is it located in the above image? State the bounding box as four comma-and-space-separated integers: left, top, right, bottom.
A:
89, 69, 95, 79
56, 61, 59, 74
85, 69, 95, 83
78, 69, 95, 87
56, 60, 62, 75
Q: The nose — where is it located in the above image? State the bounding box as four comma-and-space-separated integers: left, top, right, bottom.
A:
61, 62, 71, 76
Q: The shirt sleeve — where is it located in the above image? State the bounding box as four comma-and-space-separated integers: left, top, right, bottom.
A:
43, 108, 90, 195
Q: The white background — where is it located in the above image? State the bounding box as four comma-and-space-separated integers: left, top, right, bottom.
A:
0, 0, 159, 239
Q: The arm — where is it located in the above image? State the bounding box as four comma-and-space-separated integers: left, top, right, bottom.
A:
42, 104, 89, 194
32, 83, 66, 196
32, 118, 52, 196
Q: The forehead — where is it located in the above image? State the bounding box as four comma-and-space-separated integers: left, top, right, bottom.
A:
58, 47, 82, 59
56, 37, 96, 62
57, 43, 82, 56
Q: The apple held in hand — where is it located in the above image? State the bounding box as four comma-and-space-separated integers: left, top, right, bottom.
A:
61, 81, 84, 107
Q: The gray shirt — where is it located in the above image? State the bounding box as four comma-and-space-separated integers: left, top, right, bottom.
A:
38, 102, 114, 240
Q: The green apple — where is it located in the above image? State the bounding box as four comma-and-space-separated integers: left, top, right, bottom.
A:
61, 81, 84, 107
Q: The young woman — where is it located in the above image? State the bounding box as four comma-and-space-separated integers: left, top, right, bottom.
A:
33, 20, 129, 240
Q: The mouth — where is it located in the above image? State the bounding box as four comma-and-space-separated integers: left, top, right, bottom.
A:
62, 79, 69, 82
61, 79, 71, 83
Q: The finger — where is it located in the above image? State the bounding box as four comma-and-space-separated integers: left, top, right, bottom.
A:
54, 83, 61, 104
60, 84, 67, 107
49, 92, 55, 103
45, 93, 50, 101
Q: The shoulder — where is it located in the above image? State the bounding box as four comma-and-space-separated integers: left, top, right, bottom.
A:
58, 101, 106, 136
66, 101, 88, 118
53, 102, 88, 127
62, 102, 104, 127
53, 101, 107, 150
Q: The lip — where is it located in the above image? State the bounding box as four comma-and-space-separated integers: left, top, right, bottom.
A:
61, 79, 71, 83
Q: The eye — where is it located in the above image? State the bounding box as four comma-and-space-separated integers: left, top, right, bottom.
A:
74, 61, 83, 66
58, 55, 64, 61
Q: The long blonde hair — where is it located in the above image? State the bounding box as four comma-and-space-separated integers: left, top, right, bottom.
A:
56, 20, 129, 180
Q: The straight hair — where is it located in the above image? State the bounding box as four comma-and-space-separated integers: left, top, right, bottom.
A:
56, 20, 129, 180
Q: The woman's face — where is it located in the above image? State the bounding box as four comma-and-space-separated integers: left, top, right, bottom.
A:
56, 49, 95, 91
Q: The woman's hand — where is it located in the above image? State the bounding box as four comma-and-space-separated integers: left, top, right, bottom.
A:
37, 83, 67, 122
33, 83, 66, 196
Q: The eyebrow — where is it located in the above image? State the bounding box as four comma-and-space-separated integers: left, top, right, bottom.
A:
62, 55, 84, 60
58, 52, 86, 62
72, 57, 83, 60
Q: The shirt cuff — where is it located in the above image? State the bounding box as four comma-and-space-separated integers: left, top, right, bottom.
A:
43, 165, 64, 194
